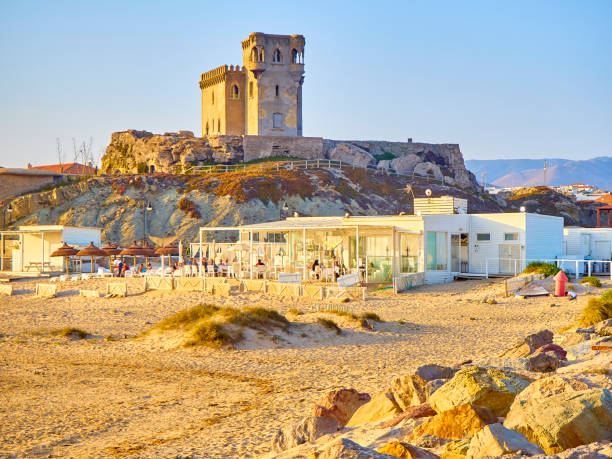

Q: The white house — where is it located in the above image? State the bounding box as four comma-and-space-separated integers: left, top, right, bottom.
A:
197, 196, 564, 284
0, 225, 101, 273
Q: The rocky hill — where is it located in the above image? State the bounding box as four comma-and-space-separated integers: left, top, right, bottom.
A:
102, 130, 480, 190
496, 186, 602, 226
466, 157, 612, 190
2, 167, 500, 245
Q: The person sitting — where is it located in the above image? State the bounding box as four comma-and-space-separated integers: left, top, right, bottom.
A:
311, 259, 320, 280
334, 261, 341, 280
254, 259, 265, 278
137, 263, 145, 274
121, 264, 130, 277
146, 262, 152, 272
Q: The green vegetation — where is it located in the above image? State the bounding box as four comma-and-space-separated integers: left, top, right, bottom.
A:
578, 290, 612, 327
148, 304, 290, 348
580, 276, 602, 288
523, 261, 564, 278
316, 318, 342, 335
51, 327, 90, 340
373, 151, 396, 162
360, 312, 381, 322
285, 308, 303, 317
326, 309, 382, 323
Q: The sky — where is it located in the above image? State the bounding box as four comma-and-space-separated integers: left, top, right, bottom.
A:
0, 0, 611, 168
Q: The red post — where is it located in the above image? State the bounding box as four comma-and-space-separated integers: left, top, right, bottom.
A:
554, 270, 568, 297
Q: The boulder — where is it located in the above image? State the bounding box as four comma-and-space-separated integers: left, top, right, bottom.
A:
526, 351, 559, 372
346, 392, 402, 427
415, 364, 458, 381
313, 388, 371, 426
413, 162, 444, 180
377, 441, 440, 458
412, 435, 450, 449
328, 142, 376, 168
595, 318, 612, 336
426, 379, 447, 396
315, 438, 398, 458
271, 415, 339, 452
429, 366, 531, 416
378, 403, 437, 428
466, 423, 544, 458
500, 329, 554, 358
392, 374, 429, 410
504, 376, 612, 454
533, 343, 567, 361
441, 438, 471, 458
410, 404, 498, 441
390, 154, 421, 174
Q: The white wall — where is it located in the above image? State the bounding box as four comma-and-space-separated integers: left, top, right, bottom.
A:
563, 227, 612, 260
468, 214, 526, 275
525, 214, 564, 261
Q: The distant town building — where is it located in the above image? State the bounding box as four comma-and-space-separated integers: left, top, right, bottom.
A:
199, 32, 305, 137
0, 168, 64, 200
27, 162, 97, 176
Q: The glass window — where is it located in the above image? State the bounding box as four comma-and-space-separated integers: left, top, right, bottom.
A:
504, 232, 519, 241
426, 231, 447, 270
400, 233, 419, 273
249, 81, 253, 97
232, 85, 239, 99
476, 233, 491, 241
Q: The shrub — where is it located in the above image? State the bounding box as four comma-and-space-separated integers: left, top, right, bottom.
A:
177, 197, 201, 219
578, 295, 612, 327
316, 318, 341, 335
137, 162, 148, 174
601, 289, 612, 301
580, 276, 602, 288
523, 262, 563, 278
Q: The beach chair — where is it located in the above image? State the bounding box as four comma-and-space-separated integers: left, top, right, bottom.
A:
71, 275, 81, 281
254, 265, 266, 279
59, 274, 69, 282
81, 273, 91, 281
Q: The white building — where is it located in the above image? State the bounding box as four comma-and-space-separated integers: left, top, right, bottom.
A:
563, 227, 612, 262
197, 196, 564, 284
0, 225, 101, 273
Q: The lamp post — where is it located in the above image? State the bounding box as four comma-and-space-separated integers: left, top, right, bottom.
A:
142, 201, 153, 243
2, 204, 13, 229
279, 201, 289, 220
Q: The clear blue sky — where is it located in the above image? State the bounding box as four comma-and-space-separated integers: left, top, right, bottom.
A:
1, 0, 610, 167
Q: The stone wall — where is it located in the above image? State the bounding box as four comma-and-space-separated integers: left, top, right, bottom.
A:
0, 172, 63, 200
243, 135, 323, 161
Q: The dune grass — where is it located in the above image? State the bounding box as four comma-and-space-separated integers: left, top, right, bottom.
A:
148, 304, 290, 348
50, 327, 90, 340
316, 318, 342, 335
580, 276, 602, 288
523, 261, 563, 278
578, 291, 612, 327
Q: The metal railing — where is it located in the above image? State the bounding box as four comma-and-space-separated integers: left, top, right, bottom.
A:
485, 257, 612, 280
183, 159, 446, 184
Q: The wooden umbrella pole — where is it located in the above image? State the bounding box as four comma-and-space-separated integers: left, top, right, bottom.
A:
91, 255, 94, 274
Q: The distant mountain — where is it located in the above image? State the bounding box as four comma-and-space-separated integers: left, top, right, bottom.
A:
465, 157, 612, 190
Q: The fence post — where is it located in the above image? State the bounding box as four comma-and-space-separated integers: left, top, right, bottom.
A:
485, 259, 488, 279
514, 259, 517, 276
588, 261, 592, 277
575, 260, 579, 281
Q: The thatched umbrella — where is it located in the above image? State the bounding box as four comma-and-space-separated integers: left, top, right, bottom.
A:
50, 242, 78, 274
120, 241, 148, 267
141, 241, 156, 266
155, 243, 179, 274
76, 242, 106, 274
101, 242, 122, 273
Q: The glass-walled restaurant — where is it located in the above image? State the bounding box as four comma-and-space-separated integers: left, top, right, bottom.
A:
198, 217, 422, 283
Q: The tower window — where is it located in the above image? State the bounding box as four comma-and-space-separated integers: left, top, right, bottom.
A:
217, 119, 221, 133
251, 47, 258, 62
273, 113, 282, 129
275, 85, 279, 97
205, 122, 209, 136
259, 48, 264, 62
232, 85, 239, 99
211, 91, 214, 104
291, 49, 298, 64
273, 49, 282, 63
249, 81, 253, 97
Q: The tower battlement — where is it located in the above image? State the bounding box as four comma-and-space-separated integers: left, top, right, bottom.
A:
200, 32, 305, 137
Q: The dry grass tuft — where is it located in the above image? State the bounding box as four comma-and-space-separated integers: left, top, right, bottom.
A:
148, 304, 290, 348
316, 318, 342, 335
578, 294, 612, 327
51, 327, 90, 340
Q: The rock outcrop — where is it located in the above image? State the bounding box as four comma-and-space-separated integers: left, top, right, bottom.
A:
345, 392, 402, 427
312, 388, 371, 426
271, 415, 339, 452
410, 404, 498, 441
466, 423, 544, 458
101, 131, 481, 190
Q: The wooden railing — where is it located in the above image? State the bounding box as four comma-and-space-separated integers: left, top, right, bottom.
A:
183, 159, 446, 184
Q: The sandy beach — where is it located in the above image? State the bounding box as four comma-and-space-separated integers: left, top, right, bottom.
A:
0, 276, 602, 458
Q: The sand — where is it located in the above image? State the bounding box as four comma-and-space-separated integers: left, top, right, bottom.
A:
0, 276, 605, 458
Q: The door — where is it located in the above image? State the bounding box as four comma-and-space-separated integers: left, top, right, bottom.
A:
499, 244, 520, 275
451, 233, 469, 273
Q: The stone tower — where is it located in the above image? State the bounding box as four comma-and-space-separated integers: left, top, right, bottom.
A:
199, 32, 305, 137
